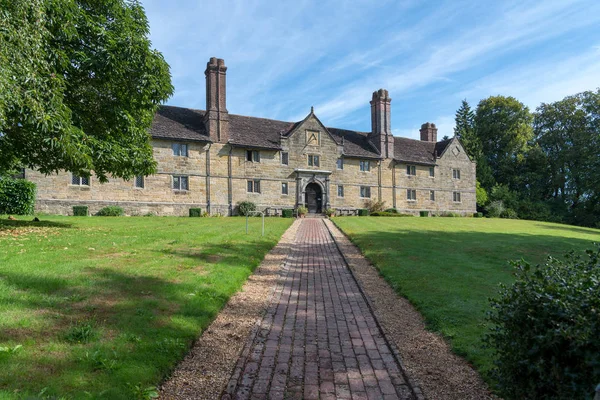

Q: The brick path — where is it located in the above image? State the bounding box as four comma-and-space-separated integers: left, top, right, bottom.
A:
223, 219, 416, 400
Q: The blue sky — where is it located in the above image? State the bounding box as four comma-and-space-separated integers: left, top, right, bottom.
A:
141, 0, 600, 140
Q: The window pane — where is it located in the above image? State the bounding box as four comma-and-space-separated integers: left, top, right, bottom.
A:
314, 156, 320, 167
254, 180, 260, 193
337, 158, 343, 170
281, 152, 288, 165
172, 143, 180, 156
81, 176, 89, 186
247, 180, 253, 192
338, 185, 344, 197
282, 183, 288, 194
429, 167, 435, 177
72, 174, 79, 185
181, 144, 188, 157
247, 151, 252, 161
253, 151, 260, 162
173, 176, 180, 189
430, 190, 435, 201
181, 177, 189, 190
135, 176, 144, 188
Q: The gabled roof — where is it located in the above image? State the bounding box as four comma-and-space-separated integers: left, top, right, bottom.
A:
394, 137, 451, 165
151, 106, 211, 142
149, 105, 451, 162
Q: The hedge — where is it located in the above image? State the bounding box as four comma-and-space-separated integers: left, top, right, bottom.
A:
189, 208, 202, 217
73, 206, 89, 216
282, 209, 294, 218
0, 177, 36, 215
96, 206, 124, 216
419, 210, 429, 217
358, 209, 369, 216
486, 246, 600, 399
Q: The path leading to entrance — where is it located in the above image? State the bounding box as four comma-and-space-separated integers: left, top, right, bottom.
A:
223, 219, 418, 400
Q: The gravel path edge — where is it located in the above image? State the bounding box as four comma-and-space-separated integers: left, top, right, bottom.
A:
159, 220, 301, 400
324, 219, 498, 400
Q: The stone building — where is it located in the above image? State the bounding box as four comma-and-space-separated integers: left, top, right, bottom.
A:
28, 57, 476, 216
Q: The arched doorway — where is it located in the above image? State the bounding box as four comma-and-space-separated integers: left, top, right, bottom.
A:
305, 182, 322, 214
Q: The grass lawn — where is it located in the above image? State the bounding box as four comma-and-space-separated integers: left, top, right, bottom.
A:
0, 215, 293, 399
333, 216, 600, 382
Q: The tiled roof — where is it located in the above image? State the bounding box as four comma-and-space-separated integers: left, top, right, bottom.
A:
150, 106, 211, 142
327, 128, 380, 158
228, 114, 294, 150
394, 137, 448, 165
150, 105, 450, 163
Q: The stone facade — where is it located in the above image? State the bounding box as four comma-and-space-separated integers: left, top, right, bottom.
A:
28, 57, 476, 216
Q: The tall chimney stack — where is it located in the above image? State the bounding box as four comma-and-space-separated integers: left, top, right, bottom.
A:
369, 89, 394, 158
204, 57, 229, 143
420, 122, 437, 142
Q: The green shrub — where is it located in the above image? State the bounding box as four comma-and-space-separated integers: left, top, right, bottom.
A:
486, 200, 505, 218
73, 206, 88, 216
358, 208, 369, 216
384, 208, 399, 214
419, 210, 429, 217
237, 201, 256, 216
473, 212, 484, 218
486, 246, 600, 399
297, 206, 308, 215
500, 208, 518, 219
0, 177, 36, 215
95, 206, 124, 216
325, 208, 335, 216
364, 199, 386, 213
282, 209, 294, 218
439, 211, 461, 217
370, 211, 413, 217
189, 208, 202, 217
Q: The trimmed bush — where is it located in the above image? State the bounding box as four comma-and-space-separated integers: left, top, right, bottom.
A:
439, 211, 461, 217
419, 210, 429, 217
358, 209, 369, 216
282, 209, 294, 218
95, 206, 124, 216
237, 201, 256, 216
486, 246, 600, 399
189, 208, 202, 217
370, 211, 413, 217
384, 208, 399, 214
73, 206, 89, 216
473, 212, 484, 218
0, 177, 36, 215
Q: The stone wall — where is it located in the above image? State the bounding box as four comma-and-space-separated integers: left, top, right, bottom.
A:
29, 132, 476, 216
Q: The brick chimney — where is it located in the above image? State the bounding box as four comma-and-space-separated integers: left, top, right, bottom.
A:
369, 89, 394, 158
420, 122, 437, 142
204, 57, 229, 143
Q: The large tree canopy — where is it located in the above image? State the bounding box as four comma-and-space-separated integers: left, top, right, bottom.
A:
474, 96, 533, 191
0, 0, 173, 181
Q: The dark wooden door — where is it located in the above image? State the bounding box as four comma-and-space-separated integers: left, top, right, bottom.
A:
305, 183, 322, 213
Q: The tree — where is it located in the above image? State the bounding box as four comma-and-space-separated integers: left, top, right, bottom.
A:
474, 96, 533, 191
534, 90, 600, 226
454, 99, 477, 156
0, 0, 173, 182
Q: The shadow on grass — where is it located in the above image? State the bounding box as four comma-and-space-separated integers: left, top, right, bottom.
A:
0, 218, 73, 230
532, 222, 600, 236
0, 259, 279, 398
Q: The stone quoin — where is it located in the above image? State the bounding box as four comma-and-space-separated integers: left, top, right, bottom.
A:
27, 57, 476, 216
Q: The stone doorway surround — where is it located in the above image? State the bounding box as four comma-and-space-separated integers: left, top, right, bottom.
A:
304, 182, 322, 213
295, 169, 331, 212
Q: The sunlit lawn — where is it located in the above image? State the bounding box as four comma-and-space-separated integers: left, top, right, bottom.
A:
0, 215, 292, 399
333, 216, 600, 382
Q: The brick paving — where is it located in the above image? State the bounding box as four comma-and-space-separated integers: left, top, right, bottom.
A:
223, 218, 416, 400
